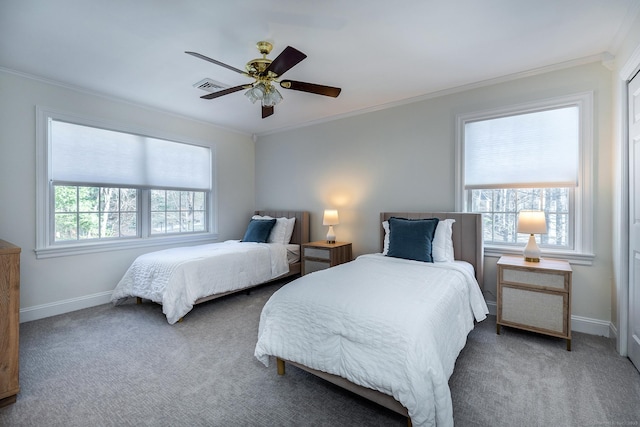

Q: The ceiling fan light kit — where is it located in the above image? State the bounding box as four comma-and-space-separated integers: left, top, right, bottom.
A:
186, 41, 341, 119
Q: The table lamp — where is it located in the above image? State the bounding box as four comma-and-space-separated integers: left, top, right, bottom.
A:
517, 210, 547, 262
323, 209, 339, 244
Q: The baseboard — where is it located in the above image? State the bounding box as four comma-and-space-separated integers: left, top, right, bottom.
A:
487, 300, 497, 316
20, 294, 615, 338
571, 315, 611, 337
20, 291, 112, 323
485, 300, 611, 337
609, 322, 619, 340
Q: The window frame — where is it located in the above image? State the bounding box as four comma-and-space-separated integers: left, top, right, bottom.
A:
455, 92, 595, 265
36, 107, 218, 259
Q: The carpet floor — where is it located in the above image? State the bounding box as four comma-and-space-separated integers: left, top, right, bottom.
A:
0, 280, 638, 426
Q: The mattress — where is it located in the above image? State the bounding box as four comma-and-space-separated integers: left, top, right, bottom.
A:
255, 253, 488, 426
111, 240, 289, 324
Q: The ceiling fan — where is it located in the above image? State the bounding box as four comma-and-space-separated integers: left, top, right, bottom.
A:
186, 41, 341, 119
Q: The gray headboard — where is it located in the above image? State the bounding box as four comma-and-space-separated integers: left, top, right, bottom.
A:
380, 212, 484, 288
255, 210, 310, 245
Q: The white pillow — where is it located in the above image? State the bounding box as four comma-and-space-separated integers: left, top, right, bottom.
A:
252, 215, 295, 244
382, 220, 390, 255
283, 217, 296, 244
382, 218, 455, 262
432, 219, 455, 262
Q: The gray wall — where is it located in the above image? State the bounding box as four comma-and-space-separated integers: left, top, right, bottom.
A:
0, 70, 256, 321
255, 62, 614, 333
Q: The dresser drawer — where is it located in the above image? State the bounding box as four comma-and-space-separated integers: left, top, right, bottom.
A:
303, 247, 330, 260
304, 259, 330, 274
502, 268, 567, 291
500, 286, 567, 334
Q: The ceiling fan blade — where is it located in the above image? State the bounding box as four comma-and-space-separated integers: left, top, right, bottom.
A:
262, 105, 274, 119
185, 51, 246, 75
265, 46, 307, 77
279, 80, 342, 98
200, 85, 247, 100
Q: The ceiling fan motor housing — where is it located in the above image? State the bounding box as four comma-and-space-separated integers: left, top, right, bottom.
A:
246, 41, 274, 75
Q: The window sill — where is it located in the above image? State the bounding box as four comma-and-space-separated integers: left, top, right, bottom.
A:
484, 245, 595, 266
35, 232, 219, 259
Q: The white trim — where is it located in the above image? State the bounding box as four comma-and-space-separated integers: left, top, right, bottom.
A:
0, 66, 251, 138
19, 291, 113, 323
616, 41, 640, 356
34, 233, 219, 259
610, 322, 619, 340
35, 106, 219, 258
256, 53, 610, 138
571, 315, 612, 337
455, 92, 594, 256
485, 301, 609, 336
483, 246, 594, 266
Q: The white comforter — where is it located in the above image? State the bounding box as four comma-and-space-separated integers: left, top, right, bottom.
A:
254, 253, 488, 427
111, 240, 289, 324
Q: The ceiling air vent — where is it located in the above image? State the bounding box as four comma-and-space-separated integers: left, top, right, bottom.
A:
192, 78, 229, 92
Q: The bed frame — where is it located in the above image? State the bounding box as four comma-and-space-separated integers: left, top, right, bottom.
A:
275, 212, 483, 424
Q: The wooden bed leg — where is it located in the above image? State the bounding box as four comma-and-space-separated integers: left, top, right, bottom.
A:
136, 297, 142, 305
276, 357, 286, 375
407, 418, 412, 427
178, 317, 183, 323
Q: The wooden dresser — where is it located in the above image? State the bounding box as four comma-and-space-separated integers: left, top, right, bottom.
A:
0, 240, 20, 407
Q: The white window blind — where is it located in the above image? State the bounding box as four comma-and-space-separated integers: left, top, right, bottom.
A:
51, 120, 211, 190
464, 106, 579, 189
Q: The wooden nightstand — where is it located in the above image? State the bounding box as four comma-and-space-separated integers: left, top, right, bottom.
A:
496, 255, 572, 351
302, 241, 352, 275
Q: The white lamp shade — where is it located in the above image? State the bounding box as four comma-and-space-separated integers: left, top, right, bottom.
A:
323, 210, 339, 226
517, 211, 547, 235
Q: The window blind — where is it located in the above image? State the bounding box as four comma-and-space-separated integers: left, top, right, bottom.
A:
464, 106, 579, 189
50, 120, 211, 190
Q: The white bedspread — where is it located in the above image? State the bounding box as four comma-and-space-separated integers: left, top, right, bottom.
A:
111, 240, 289, 324
254, 253, 488, 427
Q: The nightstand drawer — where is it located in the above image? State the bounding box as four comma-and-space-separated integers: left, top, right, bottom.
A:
303, 247, 330, 260
502, 268, 567, 291
304, 260, 330, 274
501, 286, 567, 334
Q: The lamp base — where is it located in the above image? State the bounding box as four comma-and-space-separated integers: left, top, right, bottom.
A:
326, 225, 336, 244
523, 234, 541, 262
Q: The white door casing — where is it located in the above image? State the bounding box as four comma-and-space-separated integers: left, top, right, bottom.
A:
628, 71, 640, 371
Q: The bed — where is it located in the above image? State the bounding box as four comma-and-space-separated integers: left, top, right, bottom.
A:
254, 212, 488, 427
111, 210, 309, 324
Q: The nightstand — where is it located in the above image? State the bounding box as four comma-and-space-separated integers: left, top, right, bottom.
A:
496, 255, 572, 351
302, 241, 352, 275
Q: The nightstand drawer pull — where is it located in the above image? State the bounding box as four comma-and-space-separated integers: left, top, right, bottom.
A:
503, 269, 566, 290
501, 287, 565, 333
304, 247, 330, 260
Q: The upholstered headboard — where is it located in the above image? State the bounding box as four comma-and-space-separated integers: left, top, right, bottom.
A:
255, 210, 310, 245
380, 212, 484, 288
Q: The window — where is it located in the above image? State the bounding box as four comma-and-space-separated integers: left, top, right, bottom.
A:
36, 108, 216, 258
456, 93, 593, 262
54, 186, 138, 241
150, 190, 206, 235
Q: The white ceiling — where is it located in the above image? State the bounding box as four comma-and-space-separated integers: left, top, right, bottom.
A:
1, 0, 638, 136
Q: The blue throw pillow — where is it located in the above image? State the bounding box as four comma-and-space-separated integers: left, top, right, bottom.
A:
386, 217, 440, 262
242, 219, 277, 243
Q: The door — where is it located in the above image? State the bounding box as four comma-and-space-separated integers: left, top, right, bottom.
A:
629, 70, 640, 371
